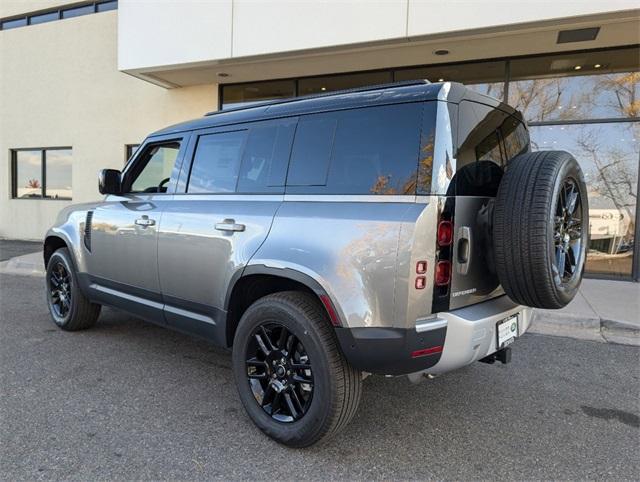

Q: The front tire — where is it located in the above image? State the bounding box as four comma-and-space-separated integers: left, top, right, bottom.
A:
232, 291, 362, 447
46, 248, 101, 330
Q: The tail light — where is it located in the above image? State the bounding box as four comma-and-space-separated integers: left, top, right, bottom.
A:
435, 261, 451, 286
437, 220, 453, 246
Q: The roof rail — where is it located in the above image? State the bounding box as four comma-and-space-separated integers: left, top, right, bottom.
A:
204, 79, 431, 116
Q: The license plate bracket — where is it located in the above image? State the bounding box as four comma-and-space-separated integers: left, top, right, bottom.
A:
496, 314, 519, 349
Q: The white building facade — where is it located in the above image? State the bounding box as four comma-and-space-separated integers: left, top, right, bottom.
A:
1, 0, 638, 280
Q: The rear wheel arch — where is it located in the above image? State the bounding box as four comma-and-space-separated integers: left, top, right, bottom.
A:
224, 266, 342, 347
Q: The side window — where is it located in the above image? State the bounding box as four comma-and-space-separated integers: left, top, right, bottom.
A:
287, 116, 337, 186
128, 141, 181, 193
286, 103, 423, 195
501, 116, 530, 160
327, 103, 422, 195
236, 119, 296, 193
187, 130, 247, 193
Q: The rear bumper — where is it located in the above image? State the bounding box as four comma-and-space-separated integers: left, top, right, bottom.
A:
335, 295, 531, 376
426, 295, 532, 375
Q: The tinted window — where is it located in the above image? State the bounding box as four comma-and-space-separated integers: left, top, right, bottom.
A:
30, 12, 59, 25
287, 103, 423, 194
455, 101, 509, 196
287, 117, 336, 186
187, 131, 247, 193
501, 116, 530, 160
129, 142, 180, 193
97, 1, 118, 12
237, 120, 296, 193
2, 18, 27, 29
62, 5, 95, 19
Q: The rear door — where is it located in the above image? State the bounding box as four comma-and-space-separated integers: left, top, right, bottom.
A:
449, 101, 529, 309
157, 118, 296, 344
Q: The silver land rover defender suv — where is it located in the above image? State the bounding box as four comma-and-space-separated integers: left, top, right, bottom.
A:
44, 81, 588, 447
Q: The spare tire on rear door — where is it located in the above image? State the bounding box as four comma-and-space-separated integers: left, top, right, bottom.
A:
493, 150, 588, 309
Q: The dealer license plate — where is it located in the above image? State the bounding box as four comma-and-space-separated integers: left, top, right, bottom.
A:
496, 314, 519, 349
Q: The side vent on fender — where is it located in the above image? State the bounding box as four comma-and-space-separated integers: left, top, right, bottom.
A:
84, 211, 94, 252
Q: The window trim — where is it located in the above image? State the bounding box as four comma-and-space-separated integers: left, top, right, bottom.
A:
10, 147, 72, 201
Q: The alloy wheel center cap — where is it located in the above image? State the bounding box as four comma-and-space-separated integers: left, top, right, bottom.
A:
275, 365, 286, 378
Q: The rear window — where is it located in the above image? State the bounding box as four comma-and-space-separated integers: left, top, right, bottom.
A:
286, 103, 423, 195
454, 101, 529, 196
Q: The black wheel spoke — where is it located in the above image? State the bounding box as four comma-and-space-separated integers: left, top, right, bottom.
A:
271, 391, 283, 414
283, 392, 300, 420
290, 362, 311, 370
261, 384, 275, 408
261, 326, 277, 351
254, 332, 272, 356
277, 326, 289, 349
292, 374, 313, 386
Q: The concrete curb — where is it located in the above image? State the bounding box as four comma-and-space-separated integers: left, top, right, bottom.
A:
531, 311, 639, 347
0, 252, 44, 277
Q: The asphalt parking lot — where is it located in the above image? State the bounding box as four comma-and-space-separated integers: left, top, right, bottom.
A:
1, 272, 639, 480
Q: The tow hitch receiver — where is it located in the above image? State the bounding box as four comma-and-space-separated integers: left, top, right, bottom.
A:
479, 347, 512, 365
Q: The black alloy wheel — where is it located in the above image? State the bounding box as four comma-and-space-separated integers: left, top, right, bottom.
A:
246, 323, 314, 423
45, 247, 101, 330
49, 261, 72, 318
553, 178, 583, 284
232, 291, 362, 447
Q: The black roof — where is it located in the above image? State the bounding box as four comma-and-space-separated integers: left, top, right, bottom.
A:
150, 80, 512, 137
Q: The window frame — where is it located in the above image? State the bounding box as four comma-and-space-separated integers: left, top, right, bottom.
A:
10, 147, 72, 201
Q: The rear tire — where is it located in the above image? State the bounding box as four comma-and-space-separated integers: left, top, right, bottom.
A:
232, 291, 362, 447
46, 248, 101, 330
493, 150, 588, 309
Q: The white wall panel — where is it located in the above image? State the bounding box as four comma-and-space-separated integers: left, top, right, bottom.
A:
407, 0, 639, 37
231, 0, 408, 57
118, 0, 233, 70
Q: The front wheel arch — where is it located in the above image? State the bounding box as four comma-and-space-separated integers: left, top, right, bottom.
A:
44, 235, 68, 267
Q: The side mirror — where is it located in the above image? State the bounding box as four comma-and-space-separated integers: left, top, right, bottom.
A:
98, 169, 122, 195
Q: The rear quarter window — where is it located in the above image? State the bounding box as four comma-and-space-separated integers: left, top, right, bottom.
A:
454, 101, 529, 196
285, 103, 423, 195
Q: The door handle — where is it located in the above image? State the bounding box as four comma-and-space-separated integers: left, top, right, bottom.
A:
215, 219, 245, 232
456, 226, 472, 275
135, 215, 156, 227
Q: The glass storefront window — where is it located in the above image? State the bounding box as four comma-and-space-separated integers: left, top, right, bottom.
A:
395, 60, 506, 100
221, 80, 295, 110
530, 122, 639, 277
509, 47, 640, 122
298, 71, 392, 96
